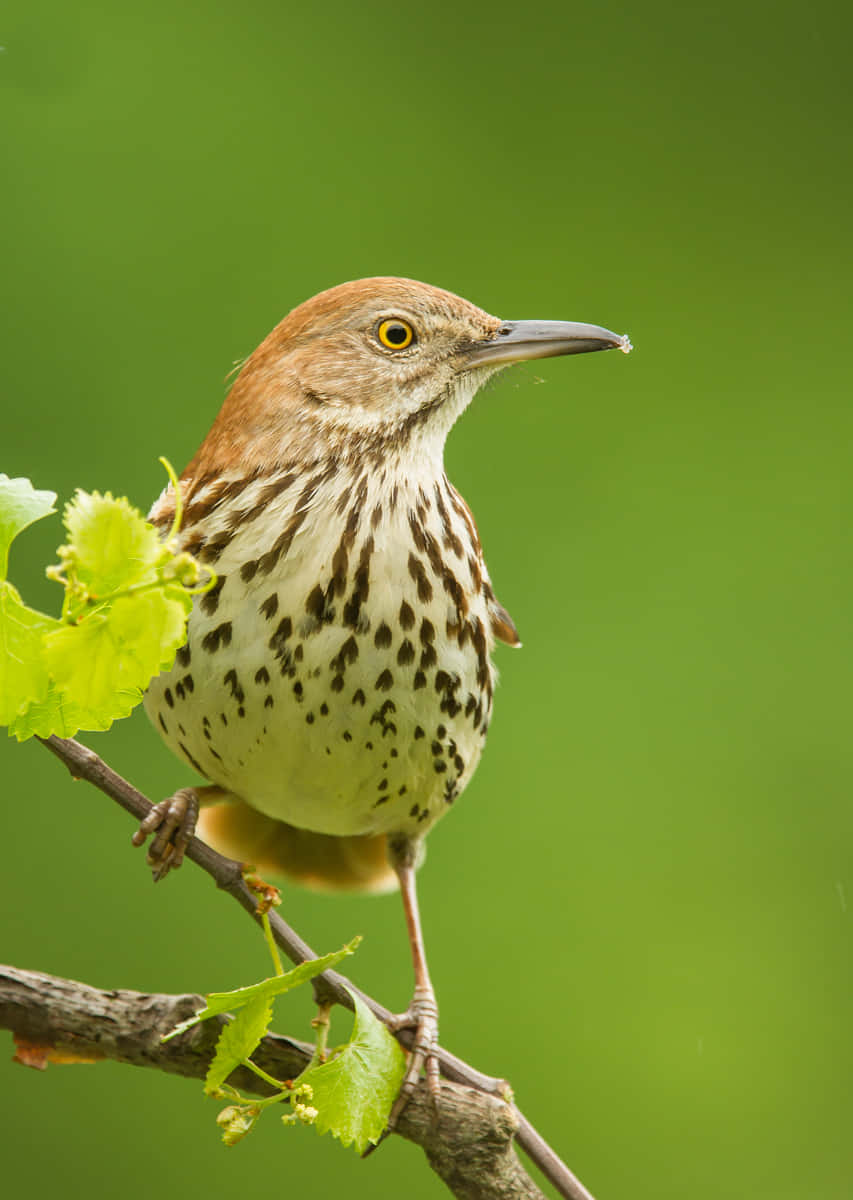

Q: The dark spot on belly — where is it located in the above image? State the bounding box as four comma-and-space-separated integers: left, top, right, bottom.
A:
260, 593, 279, 619
407, 553, 433, 603
200, 574, 226, 616
223, 669, 245, 703
202, 621, 232, 653
269, 616, 293, 657
178, 742, 204, 774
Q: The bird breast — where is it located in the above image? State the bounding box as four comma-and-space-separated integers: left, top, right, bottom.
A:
144, 458, 498, 840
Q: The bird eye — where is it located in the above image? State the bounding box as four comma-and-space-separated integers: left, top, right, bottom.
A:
376, 318, 415, 350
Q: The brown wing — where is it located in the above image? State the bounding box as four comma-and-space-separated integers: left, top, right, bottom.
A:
491, 600, 521, 647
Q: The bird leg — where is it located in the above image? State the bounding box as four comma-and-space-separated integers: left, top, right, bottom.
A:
386, 835, 440, 1127
132, 785, 228, 881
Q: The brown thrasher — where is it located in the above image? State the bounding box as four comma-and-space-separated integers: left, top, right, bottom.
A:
136, 277, 630, 1114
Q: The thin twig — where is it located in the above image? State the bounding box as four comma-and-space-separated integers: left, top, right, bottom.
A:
0, 965, 544, 1200
36, 734, 597, 1200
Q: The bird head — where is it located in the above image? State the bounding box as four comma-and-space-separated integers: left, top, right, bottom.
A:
187, 277, 630, 473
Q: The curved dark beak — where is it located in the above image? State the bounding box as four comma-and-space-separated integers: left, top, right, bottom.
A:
465, 320, 632, 368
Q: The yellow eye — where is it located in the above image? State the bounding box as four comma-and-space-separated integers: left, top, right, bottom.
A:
377, 318, 415, 350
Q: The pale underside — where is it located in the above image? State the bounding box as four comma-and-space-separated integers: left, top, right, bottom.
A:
144, 457, 504, 852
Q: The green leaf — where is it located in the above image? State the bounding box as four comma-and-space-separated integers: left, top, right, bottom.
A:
7, 683, 84, 742
205, 992, 275, 1094
61, 490, 164, 595
162, 941, 359, 1041
110, 589, 192, 674
42, 589, 192, 731
43, 615, 141, 731
0, 471, 204, 739
298, 990, 406, 1153
0, 475, 57, 581
0, 582, 62, 724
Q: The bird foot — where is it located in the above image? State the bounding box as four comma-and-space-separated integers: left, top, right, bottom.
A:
385, 985, 440, 1129
131, 787, 199, 881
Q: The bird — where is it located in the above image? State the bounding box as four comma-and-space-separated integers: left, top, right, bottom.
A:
135, 276, 631, 1115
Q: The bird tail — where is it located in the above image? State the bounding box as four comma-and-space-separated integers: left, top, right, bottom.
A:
197, 791, 399, 894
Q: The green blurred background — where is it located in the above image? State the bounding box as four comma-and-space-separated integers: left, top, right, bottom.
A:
2, 2, 851, 1197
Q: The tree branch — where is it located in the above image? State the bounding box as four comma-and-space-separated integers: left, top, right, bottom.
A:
34, 735, 596, 1200
0, 965, 541, 1200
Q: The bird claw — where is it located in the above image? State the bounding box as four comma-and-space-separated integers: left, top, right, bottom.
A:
131, 787, 199, 881
386, 985, 440, 1129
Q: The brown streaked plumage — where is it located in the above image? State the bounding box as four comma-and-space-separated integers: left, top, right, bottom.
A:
136, 276, 631, 1121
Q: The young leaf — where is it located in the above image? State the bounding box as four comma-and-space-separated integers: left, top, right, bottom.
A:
0, 475, 57, 581
205, 992, 275, 1094
7, 683, 83, 742
216, 1103, 262, 1147
162, 940, 359, 1042
108, 589, 192, 677
297, 989, 406, 1153
60, 490, 164, 595
43, 615, 142, 731
0, 583, 62, 724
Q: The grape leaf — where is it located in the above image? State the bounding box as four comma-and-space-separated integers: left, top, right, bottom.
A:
162, 941, 358, 1041
0, 582, 62, 724
205, 992, 275, 1094
0, 475, 57, 581
7, 683, 84, 742
42, 589, 192, 731
0, 472, 205, 740
109, 589, 193, 675
297, 989, 406, 1153
44, 615, 142, 731
61, 490, 164, 595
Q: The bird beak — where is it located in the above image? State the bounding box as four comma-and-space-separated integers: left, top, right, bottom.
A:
464, 320, 632, 368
